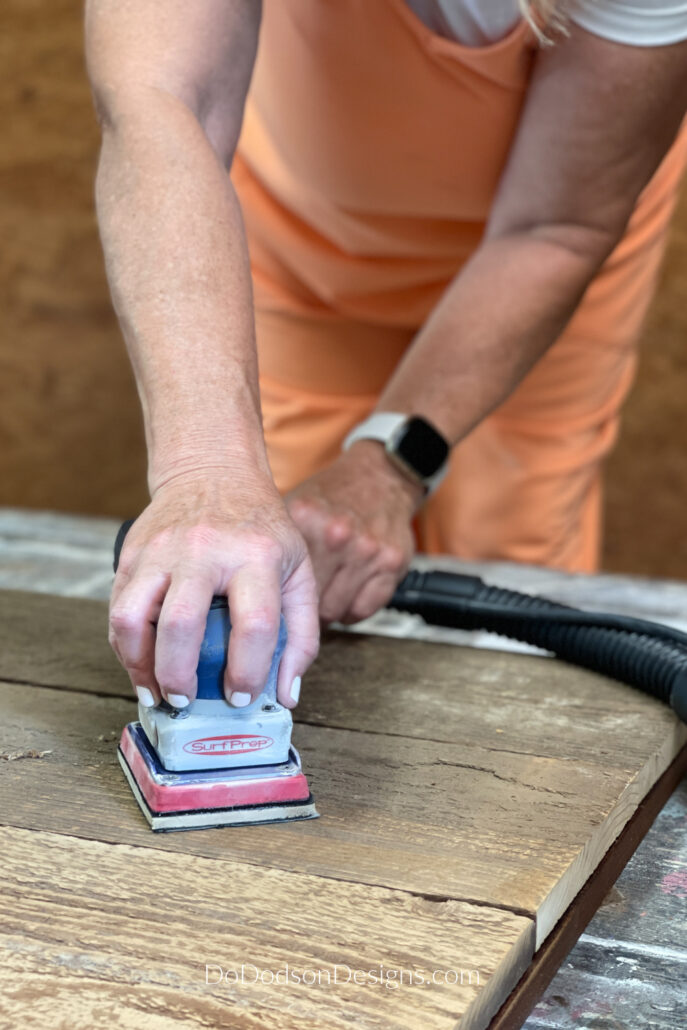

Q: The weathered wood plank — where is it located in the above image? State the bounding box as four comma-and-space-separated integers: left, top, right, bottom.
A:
0, 825, 533, 1030
2, 590, 685, 1026
0, 590, 116, 692
491, 752, 687, 1030
0, 590, 680, 769
0, 677, 683, 950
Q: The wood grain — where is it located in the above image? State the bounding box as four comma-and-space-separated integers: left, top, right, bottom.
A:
488, 749, 687, 1030
0, 590, 678, 766
0, 633, 683, 937
0, 825, 533, 1030
1, 588, 684, 1027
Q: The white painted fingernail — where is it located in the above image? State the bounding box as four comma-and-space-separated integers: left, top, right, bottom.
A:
290, 676, 301, 705
135, 686, 156, 708
167, 693, 190, 709
229, 691, 253, 708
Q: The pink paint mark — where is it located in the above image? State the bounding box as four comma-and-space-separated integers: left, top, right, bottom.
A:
660, 870, 687, 898
570, 1000, 613, 1021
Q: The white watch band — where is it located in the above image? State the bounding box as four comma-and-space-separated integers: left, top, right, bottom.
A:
342, 413, 448, 495
342, 413, 407, 452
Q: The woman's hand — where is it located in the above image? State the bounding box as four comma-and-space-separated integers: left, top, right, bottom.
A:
109, 470, 319, 711
286, 442, 422, 624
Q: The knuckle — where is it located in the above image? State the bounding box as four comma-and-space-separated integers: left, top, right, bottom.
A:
289, 497, 317, 527
160, 601, 199, 634
241, 533, 283, 566
300, 637, 320, 663
116, 551, 136, 578
288, 498, 325, 531
234, 607, 279, 640
325, 515, 353, 549
379, 545, 406, 573
109, 606, 139, 635
146, 528, 173, 555
354, 534, 378, 562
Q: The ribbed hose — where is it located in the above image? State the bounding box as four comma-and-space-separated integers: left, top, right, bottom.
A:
390, 570, 687, 723
114, 516, 687, 724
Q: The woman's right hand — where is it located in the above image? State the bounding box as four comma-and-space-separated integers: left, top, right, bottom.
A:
108, 469, 319, 712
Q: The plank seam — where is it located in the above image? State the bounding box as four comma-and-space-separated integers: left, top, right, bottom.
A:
0, 680, 643, 765
0, 818, 538, 923
0, 675, 136, 703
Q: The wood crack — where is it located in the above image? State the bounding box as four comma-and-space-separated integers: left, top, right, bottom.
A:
0, 819, 537, 925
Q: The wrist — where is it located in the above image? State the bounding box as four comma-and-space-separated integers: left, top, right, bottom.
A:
345, 439, 426, 512
142, 364, 270, 495
343, 411, 450, 500
148, 430, 272, 498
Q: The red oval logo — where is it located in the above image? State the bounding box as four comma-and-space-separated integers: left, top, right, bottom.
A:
183, 734, 274, 757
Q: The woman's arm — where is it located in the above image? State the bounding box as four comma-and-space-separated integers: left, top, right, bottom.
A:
87, 0, 262, 493
372, 24, 687, 442
289, 25, 687, 623
87, 0, 319, 710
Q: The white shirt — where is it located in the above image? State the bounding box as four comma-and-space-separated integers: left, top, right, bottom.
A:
407, 0, 687, 47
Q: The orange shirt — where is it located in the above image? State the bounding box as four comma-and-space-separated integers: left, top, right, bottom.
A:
235, 0, 536, 327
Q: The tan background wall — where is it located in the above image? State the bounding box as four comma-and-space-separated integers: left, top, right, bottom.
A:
2, 0, 686, 579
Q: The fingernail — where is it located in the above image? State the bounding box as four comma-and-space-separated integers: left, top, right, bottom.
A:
290, 676, 301, 705
135, 686, 156, 708
229, 691, 252, 708
167, 693, 190, 709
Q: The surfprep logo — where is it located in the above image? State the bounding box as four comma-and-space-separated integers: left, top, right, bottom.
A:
183, 734, 274, 756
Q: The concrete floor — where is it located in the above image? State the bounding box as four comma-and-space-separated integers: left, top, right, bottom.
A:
2, 508, 686, 1029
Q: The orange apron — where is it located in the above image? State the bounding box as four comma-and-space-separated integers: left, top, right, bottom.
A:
232, 0, 687, 572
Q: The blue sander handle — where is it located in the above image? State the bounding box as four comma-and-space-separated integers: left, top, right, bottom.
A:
113, 519, 286, 703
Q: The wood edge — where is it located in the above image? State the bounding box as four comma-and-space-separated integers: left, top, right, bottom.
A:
460, 919, 536, 1030
535, 720, 687, 945
484, 743, 687, 1030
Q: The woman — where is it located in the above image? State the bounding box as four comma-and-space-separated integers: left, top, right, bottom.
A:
88, 0, 687, 710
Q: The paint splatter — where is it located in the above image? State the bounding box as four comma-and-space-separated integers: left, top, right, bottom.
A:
0, 748, 52, 761
660, 870, 687, 898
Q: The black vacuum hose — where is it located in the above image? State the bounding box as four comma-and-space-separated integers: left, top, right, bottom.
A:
114, 521, 687, 723
390, 570, 687, 723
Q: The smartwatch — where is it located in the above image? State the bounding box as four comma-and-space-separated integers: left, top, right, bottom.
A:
343, 413, 450, 494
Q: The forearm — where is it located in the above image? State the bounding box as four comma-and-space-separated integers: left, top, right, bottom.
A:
96, 90, 268, 494
375, 230, 604, 444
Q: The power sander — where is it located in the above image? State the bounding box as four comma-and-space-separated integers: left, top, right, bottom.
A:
114, 524, 317, 831
114, 523, 687, 833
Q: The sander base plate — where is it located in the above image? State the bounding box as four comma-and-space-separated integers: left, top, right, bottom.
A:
118, 723, 318, 832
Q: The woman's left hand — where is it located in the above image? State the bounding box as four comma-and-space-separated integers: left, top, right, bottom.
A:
286, 442, 423, 624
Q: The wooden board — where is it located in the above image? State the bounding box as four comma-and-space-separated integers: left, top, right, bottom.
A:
0, 826, 533, 1030
0, 590, 684, 1029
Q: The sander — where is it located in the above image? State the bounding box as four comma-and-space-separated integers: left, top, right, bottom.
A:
114, 524, 317, 831
114, 524, 687, 833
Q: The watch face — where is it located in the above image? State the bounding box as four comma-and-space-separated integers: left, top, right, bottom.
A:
394, 418, 449, 479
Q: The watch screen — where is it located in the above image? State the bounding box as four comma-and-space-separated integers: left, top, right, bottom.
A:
396, 418, 449, 479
